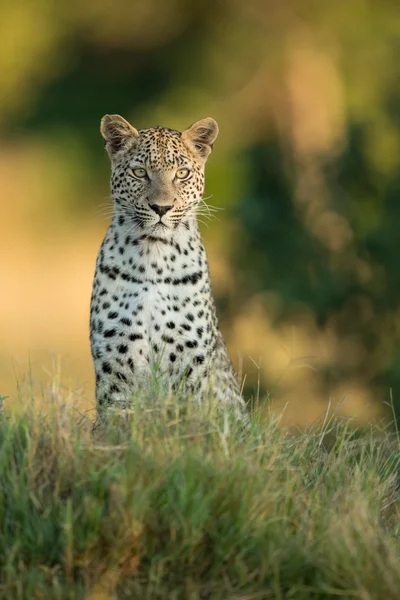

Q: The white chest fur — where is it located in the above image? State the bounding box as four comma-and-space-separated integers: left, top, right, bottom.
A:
90, 224, 216, 395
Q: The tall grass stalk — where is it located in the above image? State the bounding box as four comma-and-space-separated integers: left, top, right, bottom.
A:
0, 375, 399, 599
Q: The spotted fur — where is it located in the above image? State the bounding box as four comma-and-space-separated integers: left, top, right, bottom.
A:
90, 114, 245, 415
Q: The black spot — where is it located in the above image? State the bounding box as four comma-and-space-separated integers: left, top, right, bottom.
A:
169, 353, 176, 362
145, 235, 169, 245
176, 343, 184, 352
129, 333, 143, 341
172, 272, 202, 285
194, 355, 205, 364
186, 340, 198, 349
186, 313, 195, 322
108, 311, 118, 319
196, 327, 204, 338
118, 344, 128, 354
107, 269, 118, 281
118, 216, 125, 226
182, 323, 191, 331
102, 362, 112, 374
166, 321, 175, 329
104, 329, 116, 338
161, 334, 174, 344
120, 317, 132, 326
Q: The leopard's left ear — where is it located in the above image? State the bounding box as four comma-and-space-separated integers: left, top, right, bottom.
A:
181, 117, 219, 161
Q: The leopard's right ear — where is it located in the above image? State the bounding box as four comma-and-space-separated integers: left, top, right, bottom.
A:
100, 114, 139, 159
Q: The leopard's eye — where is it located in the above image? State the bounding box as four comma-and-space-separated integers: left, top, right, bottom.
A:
128, 167, 147, 179
176, 168, 190, 180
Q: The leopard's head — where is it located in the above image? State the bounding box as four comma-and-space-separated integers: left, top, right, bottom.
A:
101, 114, 218, 235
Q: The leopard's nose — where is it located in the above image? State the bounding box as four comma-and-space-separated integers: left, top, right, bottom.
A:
150, 204, 173, 217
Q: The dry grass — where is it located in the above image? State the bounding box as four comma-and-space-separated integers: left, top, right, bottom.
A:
0, 376, 399, 599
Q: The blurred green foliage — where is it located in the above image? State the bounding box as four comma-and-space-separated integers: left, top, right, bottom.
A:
2, 0, 400, 413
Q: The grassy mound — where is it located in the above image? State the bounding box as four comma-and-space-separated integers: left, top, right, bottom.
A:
0, 387, 399, 599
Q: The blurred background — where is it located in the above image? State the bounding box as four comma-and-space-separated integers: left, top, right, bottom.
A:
1, 0, 400, 424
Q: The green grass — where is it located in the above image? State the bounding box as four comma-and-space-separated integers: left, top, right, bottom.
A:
0, 383, 400, 599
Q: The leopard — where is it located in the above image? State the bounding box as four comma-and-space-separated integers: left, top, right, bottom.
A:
90, 114, 246, 418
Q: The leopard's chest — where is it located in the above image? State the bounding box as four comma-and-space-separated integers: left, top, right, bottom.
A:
91, 245, 216, 381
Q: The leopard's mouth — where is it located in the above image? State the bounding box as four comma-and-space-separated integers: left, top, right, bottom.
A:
152, 221, 170, 231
